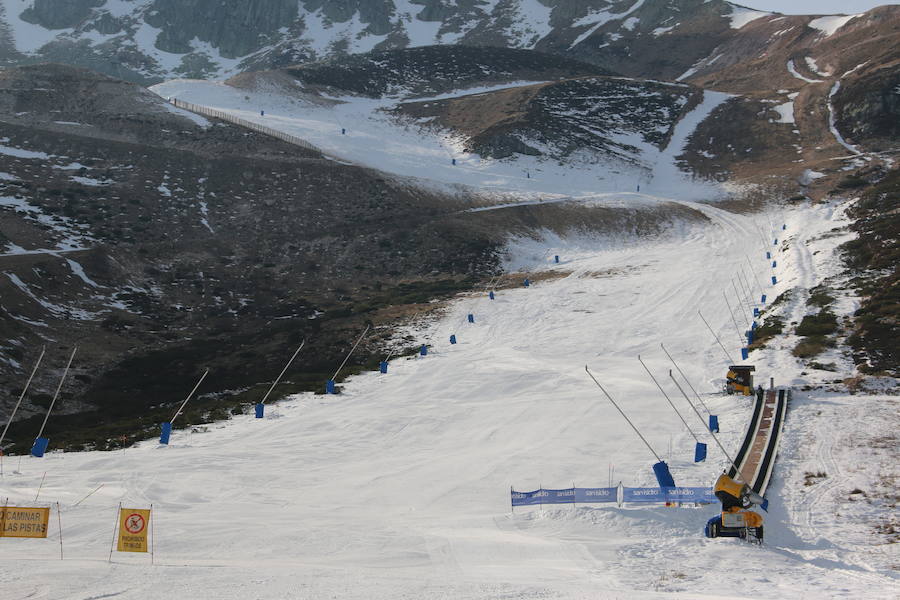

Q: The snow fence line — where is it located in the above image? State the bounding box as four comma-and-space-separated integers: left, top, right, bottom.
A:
169, 98, 325, 156
510, 485, 717, 508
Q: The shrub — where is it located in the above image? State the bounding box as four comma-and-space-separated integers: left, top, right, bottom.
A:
796, 312, 838, 336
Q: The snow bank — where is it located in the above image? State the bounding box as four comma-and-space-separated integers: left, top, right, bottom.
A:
729, 7, 772, 29
787, 59, 824, 84
773, 101, 795, 124
568, 0, 645, 49
809, 14, 858, 37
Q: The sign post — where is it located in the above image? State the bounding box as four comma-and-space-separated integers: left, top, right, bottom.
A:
0, 505, 50, 538
117, 507, 152, 553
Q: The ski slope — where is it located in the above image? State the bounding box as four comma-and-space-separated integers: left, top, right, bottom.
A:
0, 193, 896, 598
149, 78, 728, 201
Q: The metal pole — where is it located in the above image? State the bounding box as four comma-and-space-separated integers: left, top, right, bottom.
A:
732, 279, 751, 326
669, 371, 742, 476
637, 356, 701, 443
73, 483, 104, 507
698, 311, 735, 364
35, 347, 77, 441
259, 341, 305, 405
170, 369, 209, 425
0, 347, 46, 451
585, 366, 662, 462
56, 502, 63, 560
723, 292, 745, 346
745, 255, 765, 294
660, 343, 713, 416
739, 267, 757, 302
109, 502, 120, 563
34, 471, 46, 502
150, 503, 155, 566
331, 325, 370, 382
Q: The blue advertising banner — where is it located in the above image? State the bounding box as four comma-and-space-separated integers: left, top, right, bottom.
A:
511, 489, 544, 506
623, 487, 668, 503
665, 487, 717, 503
542, 488, 576, 504
510, 488, 576, 506
512, 486, 714, 507
574, 487, 617, 503
623, 487, 716, 504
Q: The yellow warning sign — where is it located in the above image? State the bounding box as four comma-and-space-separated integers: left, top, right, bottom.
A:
0, 506, 50, 538
117, 507, 151, 553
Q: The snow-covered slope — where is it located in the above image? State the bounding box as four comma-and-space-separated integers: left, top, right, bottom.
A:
150, 75, 729, 200
0, 193, 895, 598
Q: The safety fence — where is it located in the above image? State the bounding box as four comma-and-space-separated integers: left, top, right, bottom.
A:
511, 485, 716, 508
168, 98, 324, 155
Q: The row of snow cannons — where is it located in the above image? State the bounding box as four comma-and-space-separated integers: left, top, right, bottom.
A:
575, 220, 786, 496
0, 346, 77, 465
444, 257, 558, 348
696, 219, 785, 372
160, 258, 556, 443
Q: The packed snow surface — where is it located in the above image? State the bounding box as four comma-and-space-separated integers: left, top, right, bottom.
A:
0, 191, 896, 598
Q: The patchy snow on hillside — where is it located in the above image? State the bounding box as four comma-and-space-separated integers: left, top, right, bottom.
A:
804, 56, 832, 77
798, 169, 825, 185
568, 0, 645, 49
773, 98, 796, 124
0, 0, 72, 53
0, 143, 52, 160
504, 0, 554, 48
787, 59, 824, 84
828, 82, 862, 155
728, 6, 772, 29
809, 14, 858, 37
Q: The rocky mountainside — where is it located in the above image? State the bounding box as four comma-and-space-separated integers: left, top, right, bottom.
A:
2, 0, 895, 161
0, 1, 892, 90
0, 62, 704, 452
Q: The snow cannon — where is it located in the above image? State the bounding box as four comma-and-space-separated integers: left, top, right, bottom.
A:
725, 365, 755, 396
652, 461, 676, 489
704, 473, 765, 542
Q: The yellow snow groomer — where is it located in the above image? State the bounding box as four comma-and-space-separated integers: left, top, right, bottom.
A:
726, 365, 755, 396
705, 473, 765, 542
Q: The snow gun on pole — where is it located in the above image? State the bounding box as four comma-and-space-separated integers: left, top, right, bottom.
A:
327, 324, 370, 394
0, 346, 45, 464
585, 365, 675, 489
667, 370, 741, 476
638, 355, 707, 463
31, 346, 77, 457
159, 369, 209, 445
698, 310, 737, 363
660, 343, 718, 431
723, 291, 745, 347
255, 340, 306, 418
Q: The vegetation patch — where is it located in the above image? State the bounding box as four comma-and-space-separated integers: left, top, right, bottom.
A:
749, 316, 784, 350
792, 335, 835, 359
807, 285, 835, 309
796, 311, 839, 336
840, 169, 900, 376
